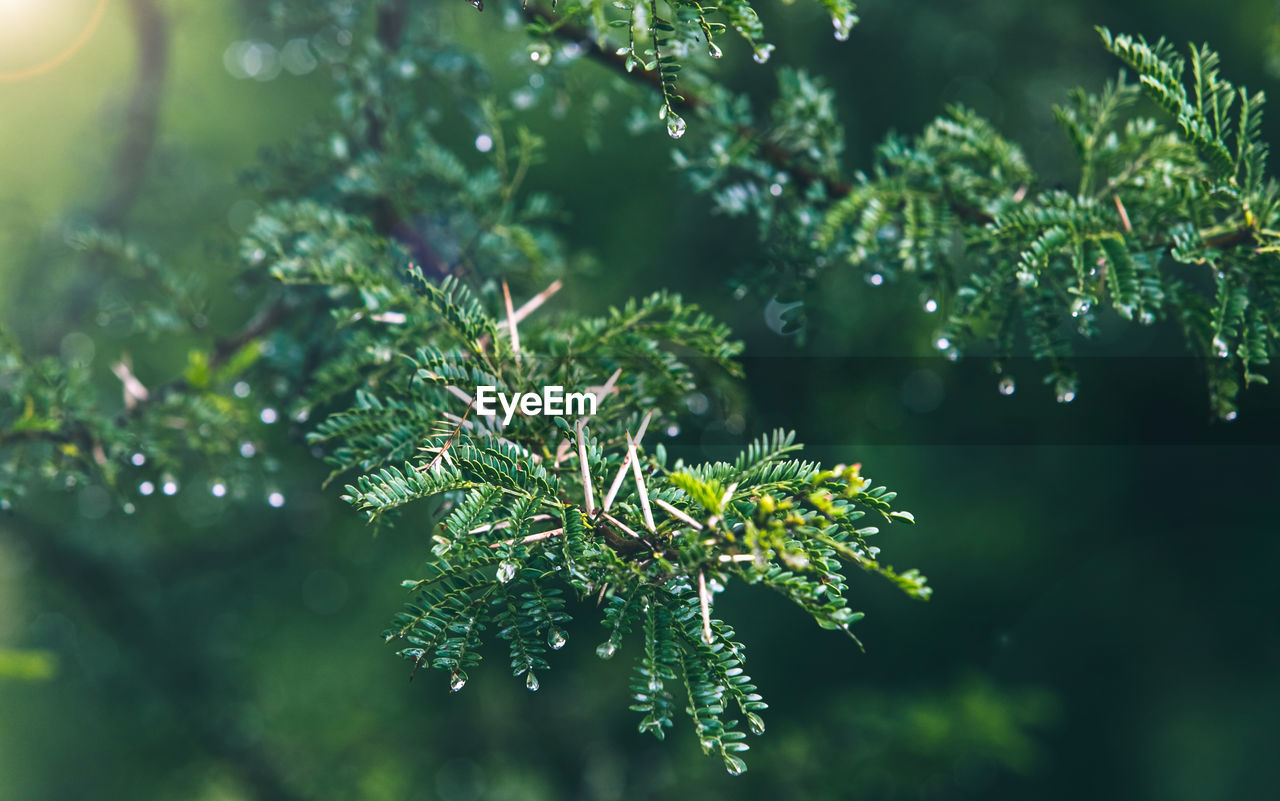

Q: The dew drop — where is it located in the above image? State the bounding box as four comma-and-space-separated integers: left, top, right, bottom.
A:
528, 42, 551, 64
525, 671, 540, 691
708, 42, 722, 59
268, 491, 285, 508
130, 452, 146, 467
923, 298, 938, 313
935, 336, 951, 351
233, 381, 250, 398
1223, 410, 1239, 422
833, 12, 857, 41
122, 502, 136, 515
666, 424, 680, 437
596, 640, 617, 660
724, 754, 747, 776
450, 671, 468, 692
1212, 336, 1230, 358
1055, 376, 1078, 404
747, 711, 766, 735
260, 407, 278, 424
769, 183, 783, 197
211, 482, 227, 498
866, 272, 884, 286
240, 441, 256, 458
474, 134, 493, 153
139, 481, 155, 496
162, 479, 179, 496
666, 114, 687, 140
548, 629, 567, 650
1070, 298, 1092, 318
1139, 310, 1156, 325
752, 44, 775, 64
497, 560, 517, 584
998, 376, 1016, 396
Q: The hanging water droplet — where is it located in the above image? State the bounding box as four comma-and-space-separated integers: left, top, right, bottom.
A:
1055, 376, 1078, 404
752, 44, 775, 64
468, 0, 483, 10
1212, 336, 1230, 358
1016, 269, 1036, 288
450, 671, 468, 692
497, 560, 517, 583
528, 42, 552, 64
866, 272, 884, 286
707, 42, 722, 59
923, 298, 938, 313
998, 376, 1016, 396
384, 632, 396, 643
1223, 409, 1239, 422
723, 754, 748, 775
832, 12, 858, 41
746, 711, 766, 735
1139, 310, 1156, 325
525, 671, 540, 691
935, 336, 951, 351
666, 113, 687, 140
1070, 297, 1092, 318
548, 629, 567, 650
596, 640, 617, 660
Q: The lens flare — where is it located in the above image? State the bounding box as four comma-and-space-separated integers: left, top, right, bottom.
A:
0, 0, 109, 83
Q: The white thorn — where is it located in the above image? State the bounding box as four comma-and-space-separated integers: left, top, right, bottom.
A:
653, 497, 702, 530
471, 514, 553, 535
627, 431, 656, 532
603, 411, 652, 512
720, 482, 738, 511
601, 512, 640, 539
487, 527, 564, 548
575, 419, 596, 517
698, 569, 713, 644
502, 280, 521, 361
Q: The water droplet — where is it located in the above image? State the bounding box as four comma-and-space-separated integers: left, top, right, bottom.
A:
497, 560, 517, 583
666, 424, 680, 437
1212, 336, 1230, 358
752, 44, 775, 64
130, 452, 146, 467
923, 298, 938, 313
708, 42, 722, 59
1139, 310, 1156, 325
525, 671, 540, 691
548, 629, 567, 650
935, 337, 951, 351
268, 491, 285, 508
866, 272, 884, 286
596, 640, 617, 660
832, 12, 858, 41
998, 376, 1016, 396
240, 441, 256, 458
747, 711, 766, 735
1055, 376, 1078, 404
666, 114, 687, 140
769, 183, 782, 197
474, 134, 493, 153
139, 481, 155, 496
1223, 410, 1238, 422
468, 0, 483, 10
1016, 269, 1036, 288
162, 479, 179, 496
211, 482, 227, 498
528, 42, 551, 64
260, 407, 278, 424
723, 754, 747, 775
122, 502, 135, 515
1070, 298, 1092, 318
233, 381, 251, 398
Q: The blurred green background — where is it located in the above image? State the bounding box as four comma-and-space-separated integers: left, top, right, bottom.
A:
2, 1, 1279, 799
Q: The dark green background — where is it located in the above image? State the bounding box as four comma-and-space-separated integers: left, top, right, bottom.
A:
2, 1, 1278, 799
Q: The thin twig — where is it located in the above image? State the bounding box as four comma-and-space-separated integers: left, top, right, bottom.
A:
626, 431, 656, 532
654, 497, 702, 530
